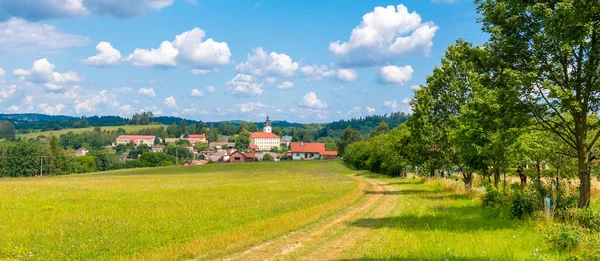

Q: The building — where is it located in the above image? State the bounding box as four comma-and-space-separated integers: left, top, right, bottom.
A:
250, 116, 281, 151
165, 134, 207, 145
209, 142, 235, 150
75, 148, 89, 156
290, 142, 338, 160
116, 135, 155, 146
280, 135, 292, 147
229, 150, 256, 163
151, 145, 165, 153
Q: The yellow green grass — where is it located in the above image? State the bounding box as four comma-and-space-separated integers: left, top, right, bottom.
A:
343, 174, 569, 260
17, 124, 167, 139
0, 161, 358, 260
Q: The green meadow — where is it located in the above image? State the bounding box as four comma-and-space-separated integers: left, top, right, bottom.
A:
0, 161, 358, 260
343, 174, 570, 261
17, 124, 167, 139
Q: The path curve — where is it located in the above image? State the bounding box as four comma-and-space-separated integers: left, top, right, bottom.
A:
216, 175, 398, 261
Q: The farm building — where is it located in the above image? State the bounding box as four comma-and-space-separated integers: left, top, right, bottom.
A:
289, 142, 338, 160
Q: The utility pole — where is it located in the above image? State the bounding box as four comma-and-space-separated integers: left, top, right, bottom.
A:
40, 156, 43, 177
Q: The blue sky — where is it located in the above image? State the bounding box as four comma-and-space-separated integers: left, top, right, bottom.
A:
0, 0, 487, 123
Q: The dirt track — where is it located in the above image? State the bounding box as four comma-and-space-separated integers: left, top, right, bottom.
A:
217, 175, 398, 261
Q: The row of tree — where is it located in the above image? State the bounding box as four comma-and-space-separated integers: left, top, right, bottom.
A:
344, 0, 600, 208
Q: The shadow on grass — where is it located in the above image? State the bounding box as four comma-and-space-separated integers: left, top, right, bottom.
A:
385, 179, 426, 185
349, 205, 519, 232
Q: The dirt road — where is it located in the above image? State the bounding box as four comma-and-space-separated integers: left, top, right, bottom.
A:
217, 175, 398, 261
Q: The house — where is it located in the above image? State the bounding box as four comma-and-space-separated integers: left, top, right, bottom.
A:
209, 142, 235, 150
152, 145, 165, 153
165, 134, 207, 145
75, 148, 89, 156
290, 142, 338, 160
249, 116, 281, 151
229, 151, 256, 163
116, 135, 155, 146
280, 135, 292, 147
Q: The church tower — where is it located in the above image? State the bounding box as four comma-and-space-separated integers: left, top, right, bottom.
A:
263, 116, 272, 133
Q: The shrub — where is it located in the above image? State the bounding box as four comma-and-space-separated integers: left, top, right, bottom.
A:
543, 224, 582, 252
510, 191, 536, 219
572, 208, 600, 232
482, 186, 503, 208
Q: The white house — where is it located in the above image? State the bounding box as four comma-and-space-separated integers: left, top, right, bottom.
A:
249, 116, 280, 151
289, 142, 338, 160
116, 135, 155, 146
75, 148, 89, 156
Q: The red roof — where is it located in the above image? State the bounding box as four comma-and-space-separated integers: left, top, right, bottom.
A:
321, 151, 338, 156
250, 132, 280, 138
118, 135, 155, 140
249, 144, 259, 150
290, 142, 325, 153
245, 153, 256, 158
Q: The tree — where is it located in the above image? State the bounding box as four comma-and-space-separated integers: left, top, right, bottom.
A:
44, 136, 66, 175
369, 122, 390, 138
262, 154, 275, 162
477, 0, 600, 207
338, 126, 362, 156
179, 120, 187, 135
0, 121, 16, 140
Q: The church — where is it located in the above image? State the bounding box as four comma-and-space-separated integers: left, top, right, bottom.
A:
249, 116, 281, 151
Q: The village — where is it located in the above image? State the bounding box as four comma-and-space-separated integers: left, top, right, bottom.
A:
100, 116, 338, 166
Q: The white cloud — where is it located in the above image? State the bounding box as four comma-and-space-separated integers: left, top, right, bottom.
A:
337, 69, 357, 82
378, 65, 413, 85
73, 89, 119, 114
226, 74, 264, 96
206, 85, 216, 93
126, 41, 178, 67
384, 100, 399, 110
172, 28, 231, 69
7, 105, 19, 112
137, 87, 156, 98
329, 4, 438, 66
266, 77, 276, 84
126, 27, 230, 69
0, 84, 16, 101
300, 65, 336, 81
23, 95, 34, 110
0, 0, 175, 21
191, 68, 219, 75
0, 68, 5, 79
299, 92, 327, 109
235, 102, 267, 113
83, 41, 122, 67
37, 103, 65, 115
277, 81, 294, 89
14, 58, 83, 91
163, 96, 177, 108
0, 18, 89, 51
114, 86, 133, 92
190, 88, 204, 97
236, 47, 299, 77
366, 106, 376, 115
411, 84, 421, 90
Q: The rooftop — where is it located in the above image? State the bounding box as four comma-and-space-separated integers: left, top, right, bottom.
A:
250, 132, 280, 139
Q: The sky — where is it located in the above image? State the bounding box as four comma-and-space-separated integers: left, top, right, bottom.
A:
0, 0, 488, 123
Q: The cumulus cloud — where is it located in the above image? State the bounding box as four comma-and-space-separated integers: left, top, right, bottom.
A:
329, 4, 438, 66
0, 18, 90, 51
378, 65, 413, 85
0, 0, 176, 21
0, 84, 16, 101
137, 87, 156, 98
0, 68, 5, 79
83, 41, 122, 67
366, 106, 376, 115
226, 74, 264, 96
300, 65, 336, 81
126, 27, 230, 70
14, 58, 83, 91
337, 69, 357, 82
191, 68, 219, 75
74, 89, 118, 114
299, 92, 327, 109
7, 105, 19, 112
37, 103, 65, 115
235, 102, 267, 113
277, 81, 294, 89
383, 100, 399, 110
236, 47, 299, 77
411, 84, 421, 90
206, 85, 216, 93
126, 41, 178, 67
163, 96, 177, 108
384, 98, 412, 113
190, 88, 204, 97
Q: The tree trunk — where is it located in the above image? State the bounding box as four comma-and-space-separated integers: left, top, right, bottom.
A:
536, 162, 541, 182
493, 169, 500, 188
462, 172, 473, 189
577, 153, 591, 208
518, 165, 527, 185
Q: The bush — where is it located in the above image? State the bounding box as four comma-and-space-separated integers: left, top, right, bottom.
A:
543, 224, 582, 252
482, 186, 503, 208
572, 208, 600, 232
510, 191, 536, 219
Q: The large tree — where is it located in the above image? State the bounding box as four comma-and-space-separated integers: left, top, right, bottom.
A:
477, 0, 600, 207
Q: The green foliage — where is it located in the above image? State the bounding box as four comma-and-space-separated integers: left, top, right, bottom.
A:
369, 122, 389, 138
543, 224, 582, 252
138, 152, 176, 167
510, 190, 537, 220
338, 126, 362, 156
129, 112, 154, 125
0, 121, 16, 140
262, 154, 274, 162
572, 208, 600, 232
75, 156, 97, 173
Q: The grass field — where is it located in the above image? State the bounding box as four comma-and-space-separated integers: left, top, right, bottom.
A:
0, 161, 359, 260
17, 124, 167, 139
342, 174, 569, 260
